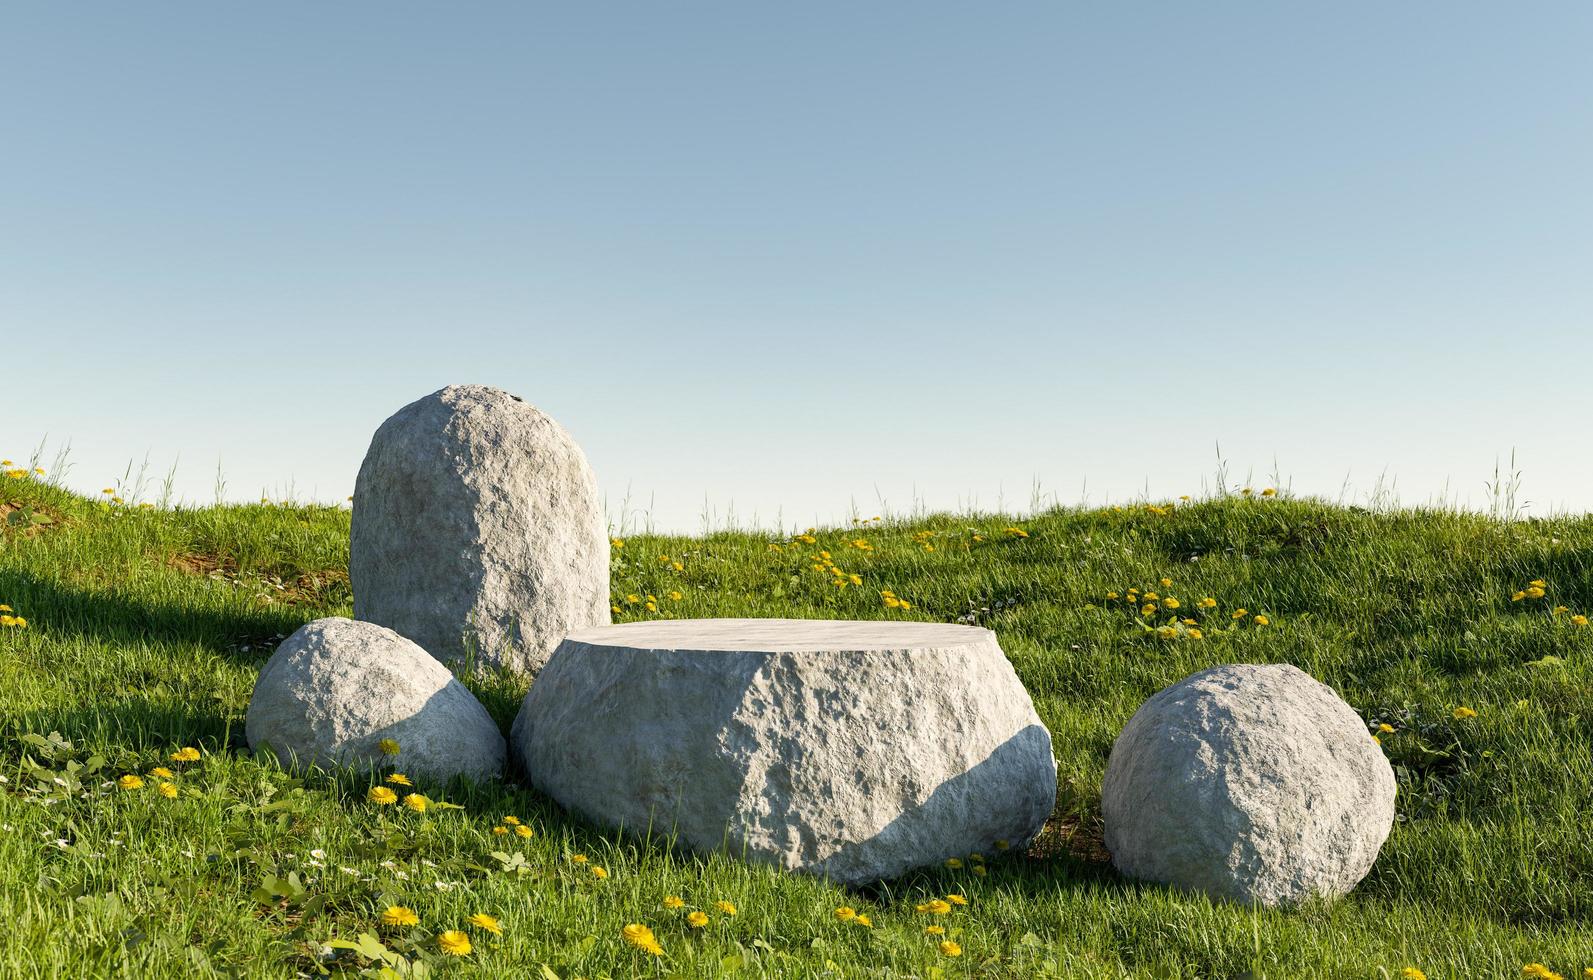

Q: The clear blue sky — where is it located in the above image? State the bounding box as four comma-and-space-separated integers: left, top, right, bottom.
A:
5, 4, 1590, 530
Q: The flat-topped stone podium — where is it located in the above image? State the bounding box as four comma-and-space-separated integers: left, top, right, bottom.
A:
512, 618, 1057, 884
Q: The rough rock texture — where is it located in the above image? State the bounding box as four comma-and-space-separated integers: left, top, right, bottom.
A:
513, 619, 1057, 885
1102, 663, 1396, 906
246, 618, 506, 782
350, 384, 609, 674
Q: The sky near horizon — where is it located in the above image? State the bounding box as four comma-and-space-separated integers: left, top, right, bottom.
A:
4, 4, 1591, 531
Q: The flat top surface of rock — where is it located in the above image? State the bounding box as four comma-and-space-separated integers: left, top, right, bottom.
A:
565, 618, 993, 652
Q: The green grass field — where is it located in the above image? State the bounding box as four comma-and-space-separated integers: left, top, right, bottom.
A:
2, 469, 1590, 978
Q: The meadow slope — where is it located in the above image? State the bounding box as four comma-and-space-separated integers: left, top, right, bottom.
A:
1, 472, 1590, 978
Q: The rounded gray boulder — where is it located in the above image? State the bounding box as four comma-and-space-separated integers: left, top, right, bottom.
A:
350, 384, 609, 674
513, 618, 1057, 885
1102, 663, 1396, 906
246, 618, 506, 782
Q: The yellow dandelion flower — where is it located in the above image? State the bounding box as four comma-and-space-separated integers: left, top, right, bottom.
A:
610, 538, 624, 548
946, 893, 968, 905
1253, 614, 1270, 625
1530, 579, 1547, 588
1378, 723, 1395, 734
944, 857, 963, 869
625, 594, 641, 604
1160, 577, 1173, 587
402, 793, 428, 812
591, 866, 608, 879
158, 781, 178, 798
833, 906, 857, 921
171, 746, 202, 762
1400, 969, 1427, 980
514, 824, 534, 838
1143, 592, 1159, 601
1140, 603, 1157, 616
503, 816, 520, 825
377, 739, 400, 757
972, 864, 987, 876
1554, 605, 1568, 615
672, 561, 684, 571
663, 895, 685, 909
1261, 487, 1276, 497
1105, 591, 1119, 600
1163, 597, 1181, 610
569, 853, 588, 864
939, 940, 962, 957
687, 910, 709, 928
1512, 591, 1527, 602
1231, 608, 1248, 619
1526, 586, 1546, 598
1522, 966, 1562, 980
1200, 597, 1217, 608
386, 773, 411, 786
669, 590, 683, 601
1187, 627, 1203, 639
437, 930, 472, 956
924, 925, 945, 935
1452, 706, 1478, 720
714, 900, 737, 916
492, 826, 508, 835
612, 604, 622, 614
117, 774, 144, 790
621, 923, 663, 956
468, 913, 502, 935
854, 913, 872, 927
1572, 615, 1589, 627
916, 899, 952, 915
645, 601, 657, 611
381, 905, 419, 927
367, 786, 398, 805
149, 766, 173, 779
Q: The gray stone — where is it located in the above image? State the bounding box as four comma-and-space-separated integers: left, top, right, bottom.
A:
246, 617, 505, 782
513, 618, 1057, 885
350, 384, 609, 674
1102, 663, 1396, 906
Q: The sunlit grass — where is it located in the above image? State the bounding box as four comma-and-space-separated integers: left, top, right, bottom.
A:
1, 471, 1591, 977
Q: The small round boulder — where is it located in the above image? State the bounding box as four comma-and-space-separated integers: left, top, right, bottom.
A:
1102, 663, 1395, 906
246, 618, 506, 782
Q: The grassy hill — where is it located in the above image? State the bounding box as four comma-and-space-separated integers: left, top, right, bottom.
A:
1, 471, 1590, 978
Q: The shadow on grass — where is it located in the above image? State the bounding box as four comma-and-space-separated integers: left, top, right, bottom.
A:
1, 569, 313, 662
3, 696, 237, 760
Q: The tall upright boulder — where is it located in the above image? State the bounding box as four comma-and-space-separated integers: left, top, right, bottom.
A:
350, 385, 609, 674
